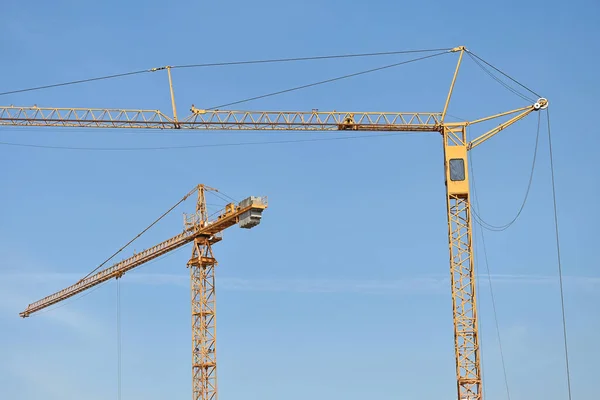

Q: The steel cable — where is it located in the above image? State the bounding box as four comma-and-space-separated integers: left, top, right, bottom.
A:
470, 112, 541, 231
546, 109, 573, 400
206, 51, 450, 110
0, 48, 451, 97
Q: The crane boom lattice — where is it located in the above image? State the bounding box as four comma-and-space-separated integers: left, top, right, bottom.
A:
189, 238, 218, 400
12, 46, 548, 400
0, 105, 443, 131
19, 185, 268, 400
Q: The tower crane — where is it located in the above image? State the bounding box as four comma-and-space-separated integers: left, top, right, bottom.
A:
19, 184, 268, 400
4, 46, 547, 400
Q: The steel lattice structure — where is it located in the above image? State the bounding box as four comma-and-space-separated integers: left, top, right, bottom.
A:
444, 124, 482, 399
19, 184, 268, 400
189, 238, 218, 400
12, 46, 547, 400
0, 106, 442, 131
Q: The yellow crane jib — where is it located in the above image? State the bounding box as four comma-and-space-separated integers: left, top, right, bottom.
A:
19, 185, 267, 400
19, 190, 268, 319
10, 46, 549, 400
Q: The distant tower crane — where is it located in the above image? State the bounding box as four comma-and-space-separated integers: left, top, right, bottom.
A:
19, 184, 268, 400
4, 46, 547, 400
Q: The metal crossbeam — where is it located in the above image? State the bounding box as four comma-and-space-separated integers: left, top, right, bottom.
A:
0, 106, 442, 131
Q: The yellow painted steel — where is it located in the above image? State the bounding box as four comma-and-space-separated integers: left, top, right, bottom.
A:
13, 47, 547, 400
442, 125, 481, 400
442, 46, 466, 123
0, 106, 443, 131
167, 66, 180, 126
19, 184, 267, 400
189, 238, 218, 400
468, 99, 547, 149
188, 185, 218, 400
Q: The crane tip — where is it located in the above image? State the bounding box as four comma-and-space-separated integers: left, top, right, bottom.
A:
534, 97, 549, 110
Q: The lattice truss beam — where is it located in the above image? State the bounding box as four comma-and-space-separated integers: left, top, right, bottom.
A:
19, 229, 197, 317
0, 106, 442, 131
189, 238, 218, 400
10, 46, 547, 400
448, 195, 481, 400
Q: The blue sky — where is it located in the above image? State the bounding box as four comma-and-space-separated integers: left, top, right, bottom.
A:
1, 0, 598, 399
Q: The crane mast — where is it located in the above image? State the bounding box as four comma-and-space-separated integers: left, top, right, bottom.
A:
9, 46, 547, 400
444, 124, 481, 399
19, 184, 268, 400
188, 185, 218, 400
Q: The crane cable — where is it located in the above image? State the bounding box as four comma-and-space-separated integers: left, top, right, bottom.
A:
467, 86, 543, 399
0, 131, 415, 151
207, 189, 238, 205
472, 216, 512, 400
80, 185, 198, 281
466, 52, 535, 103
26, 244, 188, 317
0, 70, 149, 97
466, 45, 543, 231
205, 51, 450, 109
170, 48, 452, 69
0, 48, 451, 97
0, 50, 446, 151
470, 112, 541, 231
471, 109, 573, 400
466, 50, 542, 100
470, 150, 513, 399
547, 109, 573, 400
468, 106, 541, 400
472, 224, 487, 400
